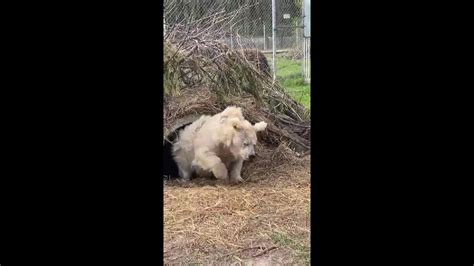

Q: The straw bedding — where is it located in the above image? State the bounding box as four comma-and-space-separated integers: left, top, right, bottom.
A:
164, 143, 310, 264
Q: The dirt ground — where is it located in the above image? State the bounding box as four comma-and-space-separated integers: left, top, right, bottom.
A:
164, 143, 311, 265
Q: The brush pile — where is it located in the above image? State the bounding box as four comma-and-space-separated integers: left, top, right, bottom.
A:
164, 5, 310, 152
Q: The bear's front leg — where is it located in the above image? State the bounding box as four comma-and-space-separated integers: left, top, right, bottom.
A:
229, 159, 244, 184
211, 162, 229, 181
194, 148, 229, 181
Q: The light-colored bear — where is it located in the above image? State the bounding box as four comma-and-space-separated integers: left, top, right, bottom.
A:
172, 106, 267, 183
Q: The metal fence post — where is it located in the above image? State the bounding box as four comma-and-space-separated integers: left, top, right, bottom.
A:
230, 25, 234, 49
263, 24, 266, 50
272, 0, 276, 81
295, 20, 299, 49
301, 6, 305, 78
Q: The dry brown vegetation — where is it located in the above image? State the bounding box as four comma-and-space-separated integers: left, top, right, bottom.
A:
164, 2, 310, 152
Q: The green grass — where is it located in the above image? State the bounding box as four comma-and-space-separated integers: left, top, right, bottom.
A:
271, 231, 311, 264
268, 56, 311, 109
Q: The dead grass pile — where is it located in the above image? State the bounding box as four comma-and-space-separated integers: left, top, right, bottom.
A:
163, 7, 310, 152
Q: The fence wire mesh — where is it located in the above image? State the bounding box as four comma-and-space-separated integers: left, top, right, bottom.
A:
164, 0, 309, 82
164, 0, 304, 50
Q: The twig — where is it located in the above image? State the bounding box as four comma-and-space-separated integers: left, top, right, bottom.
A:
252, 246, 278, 257
220, 246, 275, 259
165, 255, 183, 262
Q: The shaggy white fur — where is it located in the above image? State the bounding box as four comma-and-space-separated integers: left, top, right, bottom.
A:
172, 106, 267, 183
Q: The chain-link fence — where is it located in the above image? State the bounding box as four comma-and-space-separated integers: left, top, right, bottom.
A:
274, 0, 304, 51
164, 0, 310, 82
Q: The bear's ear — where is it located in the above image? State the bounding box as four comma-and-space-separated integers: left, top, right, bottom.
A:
230, 117, 242, 131
219, 115, 228, 124
222, 106, 243, 118
253, 121, 267, 132
225, 106, 241, 112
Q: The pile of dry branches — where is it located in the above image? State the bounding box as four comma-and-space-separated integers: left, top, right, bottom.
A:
163, 4, 310, 152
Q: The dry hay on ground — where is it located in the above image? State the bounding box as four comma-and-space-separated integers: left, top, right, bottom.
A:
164, 143, 311, 265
